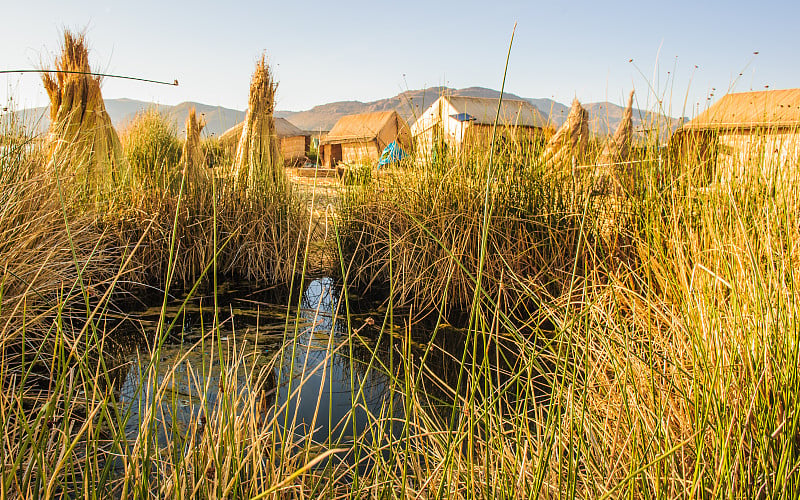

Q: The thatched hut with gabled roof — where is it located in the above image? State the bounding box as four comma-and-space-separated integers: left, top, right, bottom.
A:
319, 111, 411, 168
220, 117, 310, 165
411, 95, 547, 158
670, 88, 800, 183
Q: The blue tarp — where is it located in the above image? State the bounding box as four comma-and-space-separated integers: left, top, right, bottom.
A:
449, 112, 476, 122
378, 141, 407, 167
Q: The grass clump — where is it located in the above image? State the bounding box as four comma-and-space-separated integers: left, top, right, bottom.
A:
181, 107, 209, 190
120, 108, 182, 190
107, 176, 307, 288
336, 140, 619, 322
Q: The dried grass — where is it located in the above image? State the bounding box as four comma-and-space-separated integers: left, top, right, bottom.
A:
541, 98, 589, 167
595, 90, 635, 195
41, 30, 128, 196
182, 107, 208, 188
233, 55, 283, 193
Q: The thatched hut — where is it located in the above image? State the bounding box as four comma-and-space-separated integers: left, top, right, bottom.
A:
670, 88, 800, 183
411, 96, 546, 158
319, 111, 411, 168
232, 55, 283, 191
41, 30, 128, 193
220, 117, 310, 165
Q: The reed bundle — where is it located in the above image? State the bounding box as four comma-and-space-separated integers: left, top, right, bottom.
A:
595, 89, 635, 194
182, 107, 208, 189
233, 55, 284, 193
541, 98, 589, 167
41, 30, 128, 197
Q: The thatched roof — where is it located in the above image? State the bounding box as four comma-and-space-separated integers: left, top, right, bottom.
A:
321, 111, 403, 144
219, 117, 306, 146
682, 88, 800, 131
444, 96, 546, 128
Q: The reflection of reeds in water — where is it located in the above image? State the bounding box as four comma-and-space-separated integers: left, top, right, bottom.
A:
273, 277, 400, 453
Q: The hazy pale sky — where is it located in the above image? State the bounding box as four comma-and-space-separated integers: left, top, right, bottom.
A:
2, 0, 797, 118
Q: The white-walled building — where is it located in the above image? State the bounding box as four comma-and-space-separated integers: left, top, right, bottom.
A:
411, 95, 546, 158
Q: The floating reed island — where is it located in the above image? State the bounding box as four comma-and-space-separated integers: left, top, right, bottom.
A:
1, 26, 799, 498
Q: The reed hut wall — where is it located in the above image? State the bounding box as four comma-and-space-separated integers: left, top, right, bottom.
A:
463, 123, 542, 148
411, 95, 546, 159
220, 117, 309, 162
671, 89, 800, 183
319, 110, 410, 167
280, 135, 309, 161
341, 141, 381, 164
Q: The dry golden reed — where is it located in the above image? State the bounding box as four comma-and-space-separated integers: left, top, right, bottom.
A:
595, 89, 635, 194
182, 107, 208, 188
541, 98, 589, 166
233, 55, 283, 193
41, 30, 128, 196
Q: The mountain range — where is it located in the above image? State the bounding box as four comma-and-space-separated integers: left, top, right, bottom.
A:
10, 99, 246, 138
276, 86, 682, 137
10, 87, 682, 139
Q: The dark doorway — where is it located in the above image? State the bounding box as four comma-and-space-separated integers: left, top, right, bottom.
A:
330, 143, 343, 166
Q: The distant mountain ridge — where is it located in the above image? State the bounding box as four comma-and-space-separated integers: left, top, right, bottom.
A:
12, 87, 681, 139
276, 86, 547, 131
276, 87, 682, 137
12, 99, 246, 138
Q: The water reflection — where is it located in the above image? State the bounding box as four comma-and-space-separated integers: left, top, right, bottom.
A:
117, 277, 402, 452
273, 277, 401, 446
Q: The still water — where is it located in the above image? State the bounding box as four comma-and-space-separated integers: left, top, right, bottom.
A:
116, 277, 404, 454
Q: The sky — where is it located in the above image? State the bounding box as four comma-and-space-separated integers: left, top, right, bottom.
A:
2, 0, 798, 118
